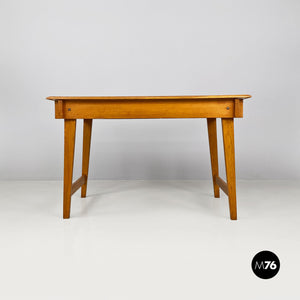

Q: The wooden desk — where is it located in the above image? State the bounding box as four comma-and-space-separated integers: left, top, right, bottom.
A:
46, 95, 251, 220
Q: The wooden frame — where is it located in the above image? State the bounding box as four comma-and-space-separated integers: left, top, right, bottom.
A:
47, 95, 251, 220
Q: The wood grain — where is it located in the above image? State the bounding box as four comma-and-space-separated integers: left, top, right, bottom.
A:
55, 100, 64, 118
215, 176, 229, 196
59, 99, 235, 119
234, 99, 243, 118
207, 118, 220, 198
63, 119, 76, 219
71, 175, 87, 195
81, 119, 93, 198
222, 118, 237, 220
47, 95, 251, 101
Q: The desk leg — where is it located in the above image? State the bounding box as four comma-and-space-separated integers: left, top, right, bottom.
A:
63, 119, 76, 219
207, 118, 220, 198
81, 119, 93, 198
222, 118, 237, 220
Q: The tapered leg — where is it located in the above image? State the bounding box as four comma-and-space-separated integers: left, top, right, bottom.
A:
222, 118, 237, 220
207, 118, 220, 198
63, 119, 76, 219
81, 119, 93, 198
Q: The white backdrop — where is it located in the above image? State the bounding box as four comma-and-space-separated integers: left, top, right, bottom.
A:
1, 0, 299, 180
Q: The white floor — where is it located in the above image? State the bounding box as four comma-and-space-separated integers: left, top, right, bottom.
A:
0, 180, 299, 300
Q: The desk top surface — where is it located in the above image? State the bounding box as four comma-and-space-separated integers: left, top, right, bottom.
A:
47, 95, 251, 101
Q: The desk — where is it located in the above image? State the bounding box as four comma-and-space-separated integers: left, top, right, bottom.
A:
46, 95, 251, 219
